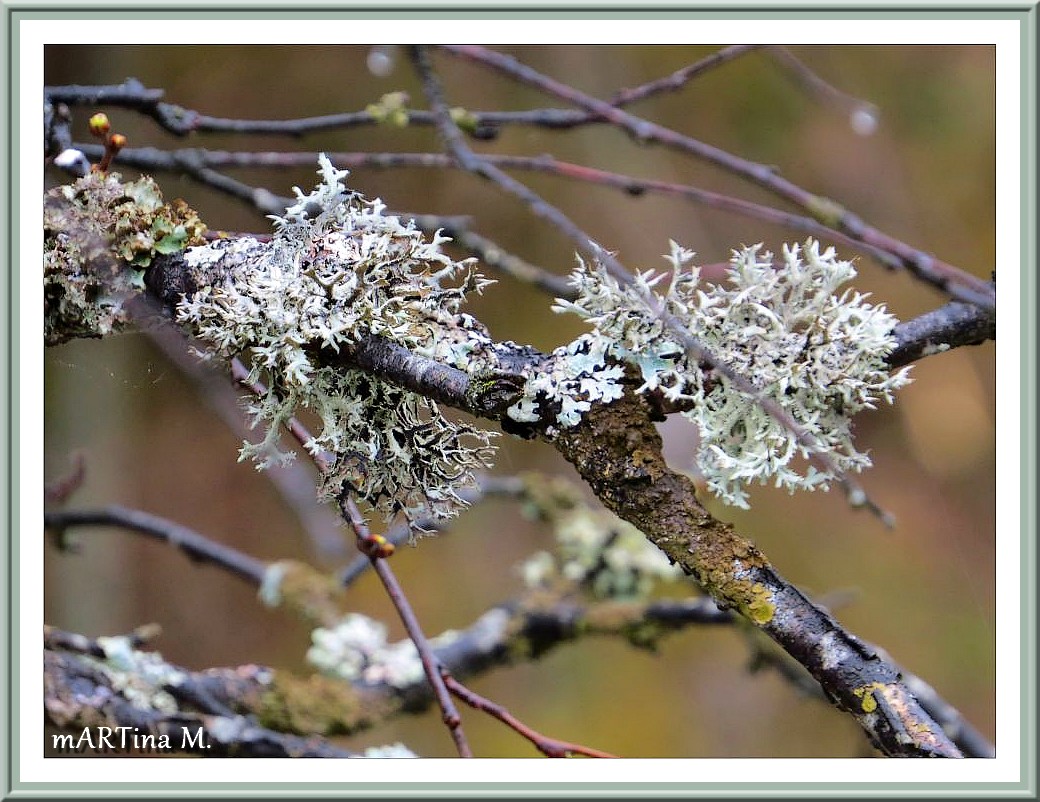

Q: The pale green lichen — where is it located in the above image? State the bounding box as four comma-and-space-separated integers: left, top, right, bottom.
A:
506, 335, 626, 432
552, 239, 913, 508
178, 155, 497, 526
517, 476, 681, 600
94, 636, 186, 714
44, 171, 206, 345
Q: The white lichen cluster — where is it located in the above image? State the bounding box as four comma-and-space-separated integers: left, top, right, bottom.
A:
361, 742, 419, 758
552, 239, 912, 508
96, 636, 186, 714
306, 613, 459, 690
177, 155, 497, 524
519, 497, 681, 599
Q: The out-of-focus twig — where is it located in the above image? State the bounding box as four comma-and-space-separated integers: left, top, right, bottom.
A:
437, 44, 995, 312
441, 669, 617, 758
44, 451, 86, 505
44, 505, 268, 585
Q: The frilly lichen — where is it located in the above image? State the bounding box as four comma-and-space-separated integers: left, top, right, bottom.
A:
550, 238, 913, 509
177, 154, 497, 526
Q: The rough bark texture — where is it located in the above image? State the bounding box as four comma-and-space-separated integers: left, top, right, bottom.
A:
551, 386, 959, 757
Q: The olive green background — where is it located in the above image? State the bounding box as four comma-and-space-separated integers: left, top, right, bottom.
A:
43, 45, 996, 758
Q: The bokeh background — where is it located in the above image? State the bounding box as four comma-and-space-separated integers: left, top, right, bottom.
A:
43, 45, 996, 758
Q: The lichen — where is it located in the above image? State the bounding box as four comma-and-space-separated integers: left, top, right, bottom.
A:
742, 582, 776, 625
553, 238, 913, 509
505, 334, 626, 428
177, 154, 498, 527
257, 560, 346, 627
306, 612, 460, 690
677, 525, 776, 624
517, 474, 680, 600
44, 171, 206, 345
258, 671, 369, 736
92, 637, 187, 715
361, 742, 419, 758
853, 681, 888, 713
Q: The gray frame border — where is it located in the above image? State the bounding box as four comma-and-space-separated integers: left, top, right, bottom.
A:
3, 3, 1036, 798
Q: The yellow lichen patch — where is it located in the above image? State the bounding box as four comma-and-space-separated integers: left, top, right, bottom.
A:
682, 524, 775, 626
853, 681, 888, 713
742, 583, 776, 625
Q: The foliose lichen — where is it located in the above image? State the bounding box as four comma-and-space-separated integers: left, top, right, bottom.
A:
549, 239, 913, 508
177, 155, 498, 526
44, 170, 206, 345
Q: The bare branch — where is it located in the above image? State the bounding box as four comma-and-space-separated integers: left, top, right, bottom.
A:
888, 293, 996, 368
437, 45, 995, 311
44, 506, 268, 585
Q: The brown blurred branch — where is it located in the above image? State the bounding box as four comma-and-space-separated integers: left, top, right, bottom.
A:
44, 505, 268, 585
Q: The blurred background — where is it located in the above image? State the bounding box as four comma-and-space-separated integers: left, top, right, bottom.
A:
43, 45, 996, 758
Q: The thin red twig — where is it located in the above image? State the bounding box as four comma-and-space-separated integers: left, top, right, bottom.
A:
441, 670, 618, 758
337, 495, 473, 758
233, 357, 473, 757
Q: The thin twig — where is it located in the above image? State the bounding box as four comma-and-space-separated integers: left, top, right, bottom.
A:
441, 669, 617, 758
766, 46, 880, 123
610, 45, 764, 107
338, 495, 473, 758
78, 142, 908, 281
437, 45, 995, 311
